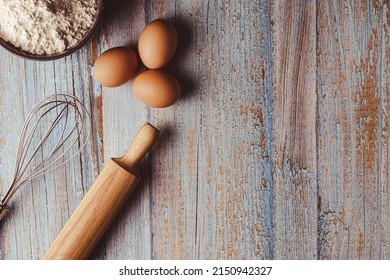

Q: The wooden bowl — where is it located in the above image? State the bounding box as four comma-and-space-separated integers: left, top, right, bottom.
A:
0, 0, 103, 61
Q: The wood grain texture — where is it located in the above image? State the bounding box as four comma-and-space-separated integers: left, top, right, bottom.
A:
0, 0, 389, 260
272, 0, 317, 259
317, 0, 390, 259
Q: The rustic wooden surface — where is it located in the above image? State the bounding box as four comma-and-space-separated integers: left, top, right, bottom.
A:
0, 0, 389, 260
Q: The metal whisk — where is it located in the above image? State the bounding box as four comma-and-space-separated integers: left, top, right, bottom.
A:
0, 94, 91, 221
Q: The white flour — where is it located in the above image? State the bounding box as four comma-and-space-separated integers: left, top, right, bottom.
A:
0, 0, 98, 55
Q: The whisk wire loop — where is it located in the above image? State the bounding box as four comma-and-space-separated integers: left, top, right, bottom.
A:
16, 102, 69, 184
0, 94, 91, 216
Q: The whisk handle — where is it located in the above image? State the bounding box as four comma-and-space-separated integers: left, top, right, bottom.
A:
0, 205, 7, 221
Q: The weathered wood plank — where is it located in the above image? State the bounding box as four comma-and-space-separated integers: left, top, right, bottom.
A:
317, 0, 390, 259
145, 0, 200, 260
190, 0, 274, 259
272, 0, 318, 259
0, 56, 26, 259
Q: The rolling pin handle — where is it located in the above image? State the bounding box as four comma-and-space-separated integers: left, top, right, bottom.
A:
121, 123, 160, 167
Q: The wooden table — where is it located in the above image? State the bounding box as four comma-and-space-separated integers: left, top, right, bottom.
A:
0, 0, 389, 260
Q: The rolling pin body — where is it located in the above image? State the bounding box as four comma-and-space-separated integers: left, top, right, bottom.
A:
44, 123, 159, 260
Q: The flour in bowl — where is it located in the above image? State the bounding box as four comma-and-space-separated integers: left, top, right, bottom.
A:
0, 0, 98, 55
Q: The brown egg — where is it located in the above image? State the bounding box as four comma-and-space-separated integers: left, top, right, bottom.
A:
138, 19, 177, 69
133, 70, 180, 108
93, 47, 138, 87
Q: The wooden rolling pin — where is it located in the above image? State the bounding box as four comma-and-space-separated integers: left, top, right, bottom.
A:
44, 123, 159, 260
